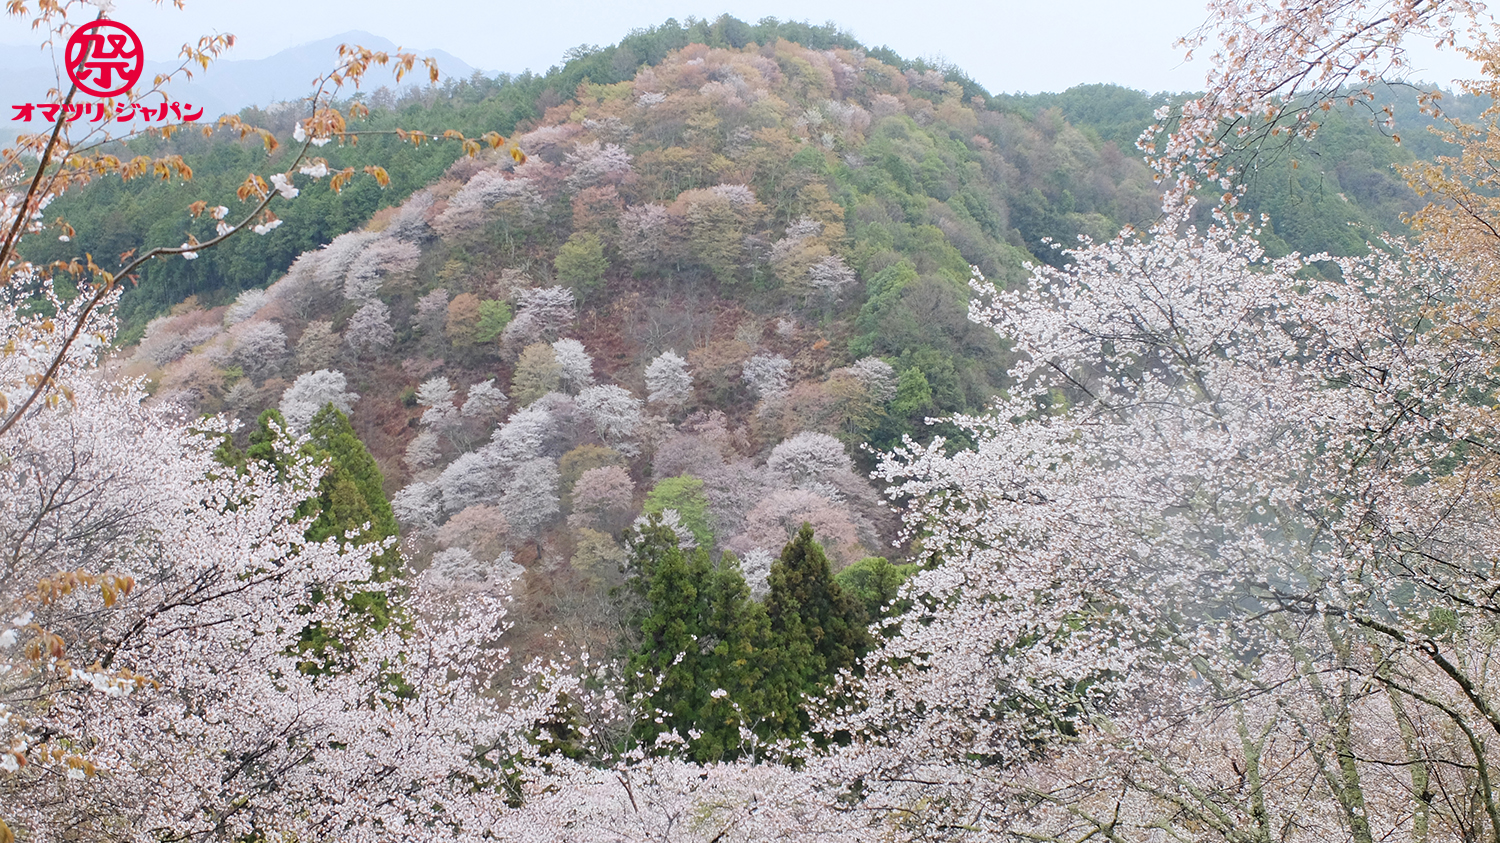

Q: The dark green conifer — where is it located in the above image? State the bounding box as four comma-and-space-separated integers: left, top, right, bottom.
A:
304, 404, 401, 582
760, 524, 870, 737
217, 404, 403, 669
625, 518, 713, 753
695, 552, 772, 761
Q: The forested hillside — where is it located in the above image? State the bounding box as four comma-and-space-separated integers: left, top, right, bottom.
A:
12, 4, 1499, 839
106, 26, 1168, 458
52, 12, 1455, 675
33, 15, 1455, 345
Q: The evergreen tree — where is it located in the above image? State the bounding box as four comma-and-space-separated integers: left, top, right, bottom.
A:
760, 524, 870, 738
216, 404, 402, 669
834, 556, 919, 626
299, 405, 403, 665
305, 404, 401, 582
625, 518, 712, 753
695, 552, 772, 761
625, 519, 778, 762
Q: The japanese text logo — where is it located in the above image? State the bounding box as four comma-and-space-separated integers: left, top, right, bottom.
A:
65, 20, 144, 97
11, 19, 205, 123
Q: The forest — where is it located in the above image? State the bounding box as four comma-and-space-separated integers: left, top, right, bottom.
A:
7, 2, 1500, 841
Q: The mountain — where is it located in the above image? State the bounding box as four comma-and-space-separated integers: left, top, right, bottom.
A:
21, 11, 1443, 681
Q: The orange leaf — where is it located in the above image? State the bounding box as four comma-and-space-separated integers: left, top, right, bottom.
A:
236, 174, 269, 201
363, 165, 391, 188
329, 167, 357, 194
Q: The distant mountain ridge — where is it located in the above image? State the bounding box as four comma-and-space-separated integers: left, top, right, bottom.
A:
0, 29, 478, 139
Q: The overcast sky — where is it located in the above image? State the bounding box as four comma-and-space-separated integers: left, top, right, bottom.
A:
0, 0, 1484, 94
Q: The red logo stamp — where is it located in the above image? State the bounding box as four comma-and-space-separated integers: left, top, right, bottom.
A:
64, 20, 144, 97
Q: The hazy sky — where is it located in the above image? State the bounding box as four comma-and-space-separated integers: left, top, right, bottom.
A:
0, 0, 1484, 94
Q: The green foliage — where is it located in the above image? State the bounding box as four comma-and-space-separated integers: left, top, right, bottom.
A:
473, 299, 513, 343
695, 552, 772, 760
512, 343, 563, 405
304, 404, 401, 581
554, 232, 609, 300
1000, 84, 1174, 150
298, 405, 403, 668
834, 556, 919, 622
622, 519, 872, 759
1003, 82, 1456, 259
759, 524, 870, 738
624, 518, 715, 754
641, 475, 714, 548
624, 518, 771, 762
215, 404, 401, 672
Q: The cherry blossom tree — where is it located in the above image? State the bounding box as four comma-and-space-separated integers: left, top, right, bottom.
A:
563, 141, 633, 192
576, 384, 645, 447
502, 287, 577, 353
644, 349, 693, 408
619, 203, 675, 272
344, 299, 395, 356
436, 503, 511, 561
224, 288, 272, 326
805, 254, 856, 297
567, 465, 636, 534
0, 304, 555, 843
499, 458, 561, 540
826, 205, 1500, 839
461, 379, 509, 425
404, 430, 444, 472
551, 338, 596, 393
434, 449, 503, 515
433, 171, 543, 238
766, 431, 853, 488
135, 316, 216, 367
343, 237, 421, 302
742, 353, 791, 402
1148, 0, 1478, 209
415, 287, 451, 342
729, 488, 861, 567
279, 369, 357, 434
416, 376, 461, 430
229, 320, 288, 381
391, 480, 443, 530
847, 357, 895, 403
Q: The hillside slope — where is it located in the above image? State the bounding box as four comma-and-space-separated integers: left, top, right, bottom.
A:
107, 35, 1173, 657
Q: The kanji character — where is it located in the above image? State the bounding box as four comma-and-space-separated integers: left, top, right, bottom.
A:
66, 22, 144, 97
